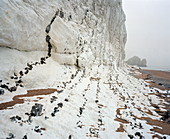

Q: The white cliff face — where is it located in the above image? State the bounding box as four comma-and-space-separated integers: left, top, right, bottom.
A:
0, 0, 127, 88
0, 0, 126, 66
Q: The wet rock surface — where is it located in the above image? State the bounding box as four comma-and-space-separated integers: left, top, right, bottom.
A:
139, 69, 170, 90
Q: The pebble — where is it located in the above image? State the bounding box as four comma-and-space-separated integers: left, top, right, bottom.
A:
0, 89, 5, 95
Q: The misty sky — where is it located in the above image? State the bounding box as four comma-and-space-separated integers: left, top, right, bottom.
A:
122, 0, 170, 69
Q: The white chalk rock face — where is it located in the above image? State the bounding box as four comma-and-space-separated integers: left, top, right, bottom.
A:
0, 0, 126, 88
0, 0, 53, 51
0, 0, 126, 66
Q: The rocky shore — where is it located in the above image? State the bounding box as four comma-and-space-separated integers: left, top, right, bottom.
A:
139, 69, 170, 90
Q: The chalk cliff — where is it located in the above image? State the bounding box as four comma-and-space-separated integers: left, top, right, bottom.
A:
0, 0, 127, 88
0, 1, 169, 139
0, 0, 126, 65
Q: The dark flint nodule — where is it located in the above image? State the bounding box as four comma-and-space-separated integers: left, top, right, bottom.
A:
0, 84, 9, 90
6, 133, 15, 139
19, 71, 24, 76
10, 86, 17, 92
128, 135, 134, 139
64, 98, 69, 102
45, 25, 51, 33
58, 103, 63, 108
46, 35, 51, 42
22, 135, 27, 139
135, 132, 141, 137
0, 89, 5, 95
30, 103, 43, 117
59, 10, 64, 18
69, 135, 72, 139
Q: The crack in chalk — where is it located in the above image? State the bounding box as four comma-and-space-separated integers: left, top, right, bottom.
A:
0, 10, 59, 94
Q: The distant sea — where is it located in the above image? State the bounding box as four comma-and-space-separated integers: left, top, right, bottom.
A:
142, 66, 170, 72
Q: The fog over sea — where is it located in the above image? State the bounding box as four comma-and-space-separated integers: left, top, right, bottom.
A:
123, 0, 170, 72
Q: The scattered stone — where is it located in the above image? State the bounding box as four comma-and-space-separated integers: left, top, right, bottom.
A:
58, 103, 63, 108
15, 115, 21, 120
0, 84, 9, 90
51, 113, 55, 117
71, 74, 74, 79
27, 63, 33, 69
25, 70, 29, 74
59, 10, 64, 18
135, 132, 141, 137
0, 89, 5, 95
40, 59, 46, 64
79, 107, 84, 115
77, 125, 82, 128
20, 84, 24, 87
128, 135, 134, 139
27, 116, 32, 123
51, 105, 61, 117
30, 103, 43, 116
64, 98, 69, 102
161, 110, 170, 121
89, 128, 99, 135
14, 77, 18, 80
68, 135, 72, 139
6, 133, 15, 139
16, 115, 21, 120
139, 123, 143, 129
19, 71, 24, 76
34, 126, 41, 133
54, 107, 59, 113
10, 115, 22, 122
16, 80, 22, 84
10, 116, 16, 122
50, 96, 58, 103
98, 119, 102, 123
22, 135, 27, 139
9, 86, 17, 92
41, 57, 45, 61
25, 113, 30, 116
95, 100, 99, 103
68, 14, 72, 21
45, 116, 49, 120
